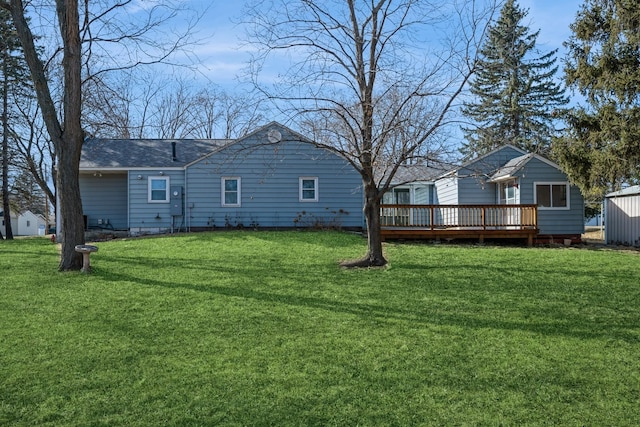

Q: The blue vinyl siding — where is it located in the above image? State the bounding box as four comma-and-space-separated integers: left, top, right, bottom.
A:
431, 147, 585, 236
414, 186, 432, 204
185, 129, 363, 229
80, 125, 363, 233
456, 146, 525, 205
434, 176, 457, 205
457, 177, 497, 204
128, 171, 185, 230
80, 173, 128, 229
514, 157, 584, 235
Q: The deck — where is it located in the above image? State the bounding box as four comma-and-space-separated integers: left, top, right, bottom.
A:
380, 204, 539, 246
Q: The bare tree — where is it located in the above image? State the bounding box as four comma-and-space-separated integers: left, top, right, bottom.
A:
2, 0, 200, 270
151, 79, 200, 139
191, 88, 265, 139
245, 0, 496, 267
84, 72, 266, 140
82, 71, 135, 138
12, 94, 56, 211
5, 0, 85, 269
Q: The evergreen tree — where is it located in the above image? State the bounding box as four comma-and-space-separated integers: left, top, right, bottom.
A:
12, 168, 46, 215
553, 0, 640, 198
461, 0, 568, 160
0, 7, 30, 240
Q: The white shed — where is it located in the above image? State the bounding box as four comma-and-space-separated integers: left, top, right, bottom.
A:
605, 185, 640, 247
0, 210, 47, 236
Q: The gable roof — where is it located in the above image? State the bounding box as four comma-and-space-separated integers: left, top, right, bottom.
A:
439, 145, 527, 178
488, 152, 563, 182
80, 138, 231, 169
79, 122, 312, 170
183, 122, 310, 167
0, 210, 43, 220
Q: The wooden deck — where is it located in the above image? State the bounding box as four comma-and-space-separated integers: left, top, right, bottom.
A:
380, 204, 539, 246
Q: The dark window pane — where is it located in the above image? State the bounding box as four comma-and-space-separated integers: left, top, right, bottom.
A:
537, 185, 551, 207
552, 185, 567, 207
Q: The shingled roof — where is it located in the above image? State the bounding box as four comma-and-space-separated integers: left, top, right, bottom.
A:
80, 138, 231, 169
488, 153, 534, 182
489, 152, 562, 182
389, 163, 446, 185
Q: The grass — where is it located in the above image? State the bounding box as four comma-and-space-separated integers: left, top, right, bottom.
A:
1, 231, 639, 426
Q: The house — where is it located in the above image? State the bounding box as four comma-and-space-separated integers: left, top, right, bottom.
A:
79, 122, 364, 235
383, 145, 585, 243
604, 185, 640, 247
381, 163, 445, 206
0, 210, 47, 236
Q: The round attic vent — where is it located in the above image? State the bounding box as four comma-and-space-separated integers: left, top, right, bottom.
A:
267, 129, 282, 143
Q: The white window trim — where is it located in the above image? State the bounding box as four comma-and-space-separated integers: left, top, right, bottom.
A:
148, 176, 170, 203
498, 179, 519, 205
222, 177, 241, 207
534, 181, 570, 210
299, 177, 319, 202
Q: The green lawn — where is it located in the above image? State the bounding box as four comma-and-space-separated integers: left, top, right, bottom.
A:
1, 231, 639, 426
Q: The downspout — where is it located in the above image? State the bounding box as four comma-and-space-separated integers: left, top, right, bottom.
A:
185, 166, 189, 232
127, 171, 131, 235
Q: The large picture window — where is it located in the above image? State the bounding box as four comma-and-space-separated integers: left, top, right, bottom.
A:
535, 182, 569, 209
222, 177, 241, 207
148, 177, 169, 203
299, 177, 318, 202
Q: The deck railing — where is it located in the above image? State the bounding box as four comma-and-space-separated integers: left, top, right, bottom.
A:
380, 204, 538, 230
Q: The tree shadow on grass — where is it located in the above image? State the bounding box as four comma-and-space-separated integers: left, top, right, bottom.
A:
94, 260, 640, 344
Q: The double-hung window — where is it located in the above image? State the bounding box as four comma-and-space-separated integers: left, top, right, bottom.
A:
148, 176, 170, 203
222, 177, 241, 207
299, 177, 318, 202
535, 182, 569, 209
499, 179, 518, 205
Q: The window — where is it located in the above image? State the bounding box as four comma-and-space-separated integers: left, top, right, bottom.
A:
499, 180, 518, 205
148, 177, 170, 203
26, 220, 31, 227
382, 188, 410, 204
535, 182, 569, 209
299, 177, 318, 202
222, 177, 241, 206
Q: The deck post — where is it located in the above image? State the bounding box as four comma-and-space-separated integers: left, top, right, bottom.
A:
430, 206, 434, 230
482, 207, 486, 230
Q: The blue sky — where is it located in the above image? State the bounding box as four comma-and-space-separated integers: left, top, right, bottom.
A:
519, 0, 583, 52
190, 0, 585, 89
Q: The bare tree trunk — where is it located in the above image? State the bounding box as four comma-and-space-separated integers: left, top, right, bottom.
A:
56, 145, 84, 269
55, 0, 84, 270
9, 0, 84, 270
1, 48, 13, 240
342, 177, 386, 267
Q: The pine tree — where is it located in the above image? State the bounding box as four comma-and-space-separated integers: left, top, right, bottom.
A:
12, 168, 46, 215
461, 0, 568, 160
553, 0, 640, 198
0, 8, 31, 240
